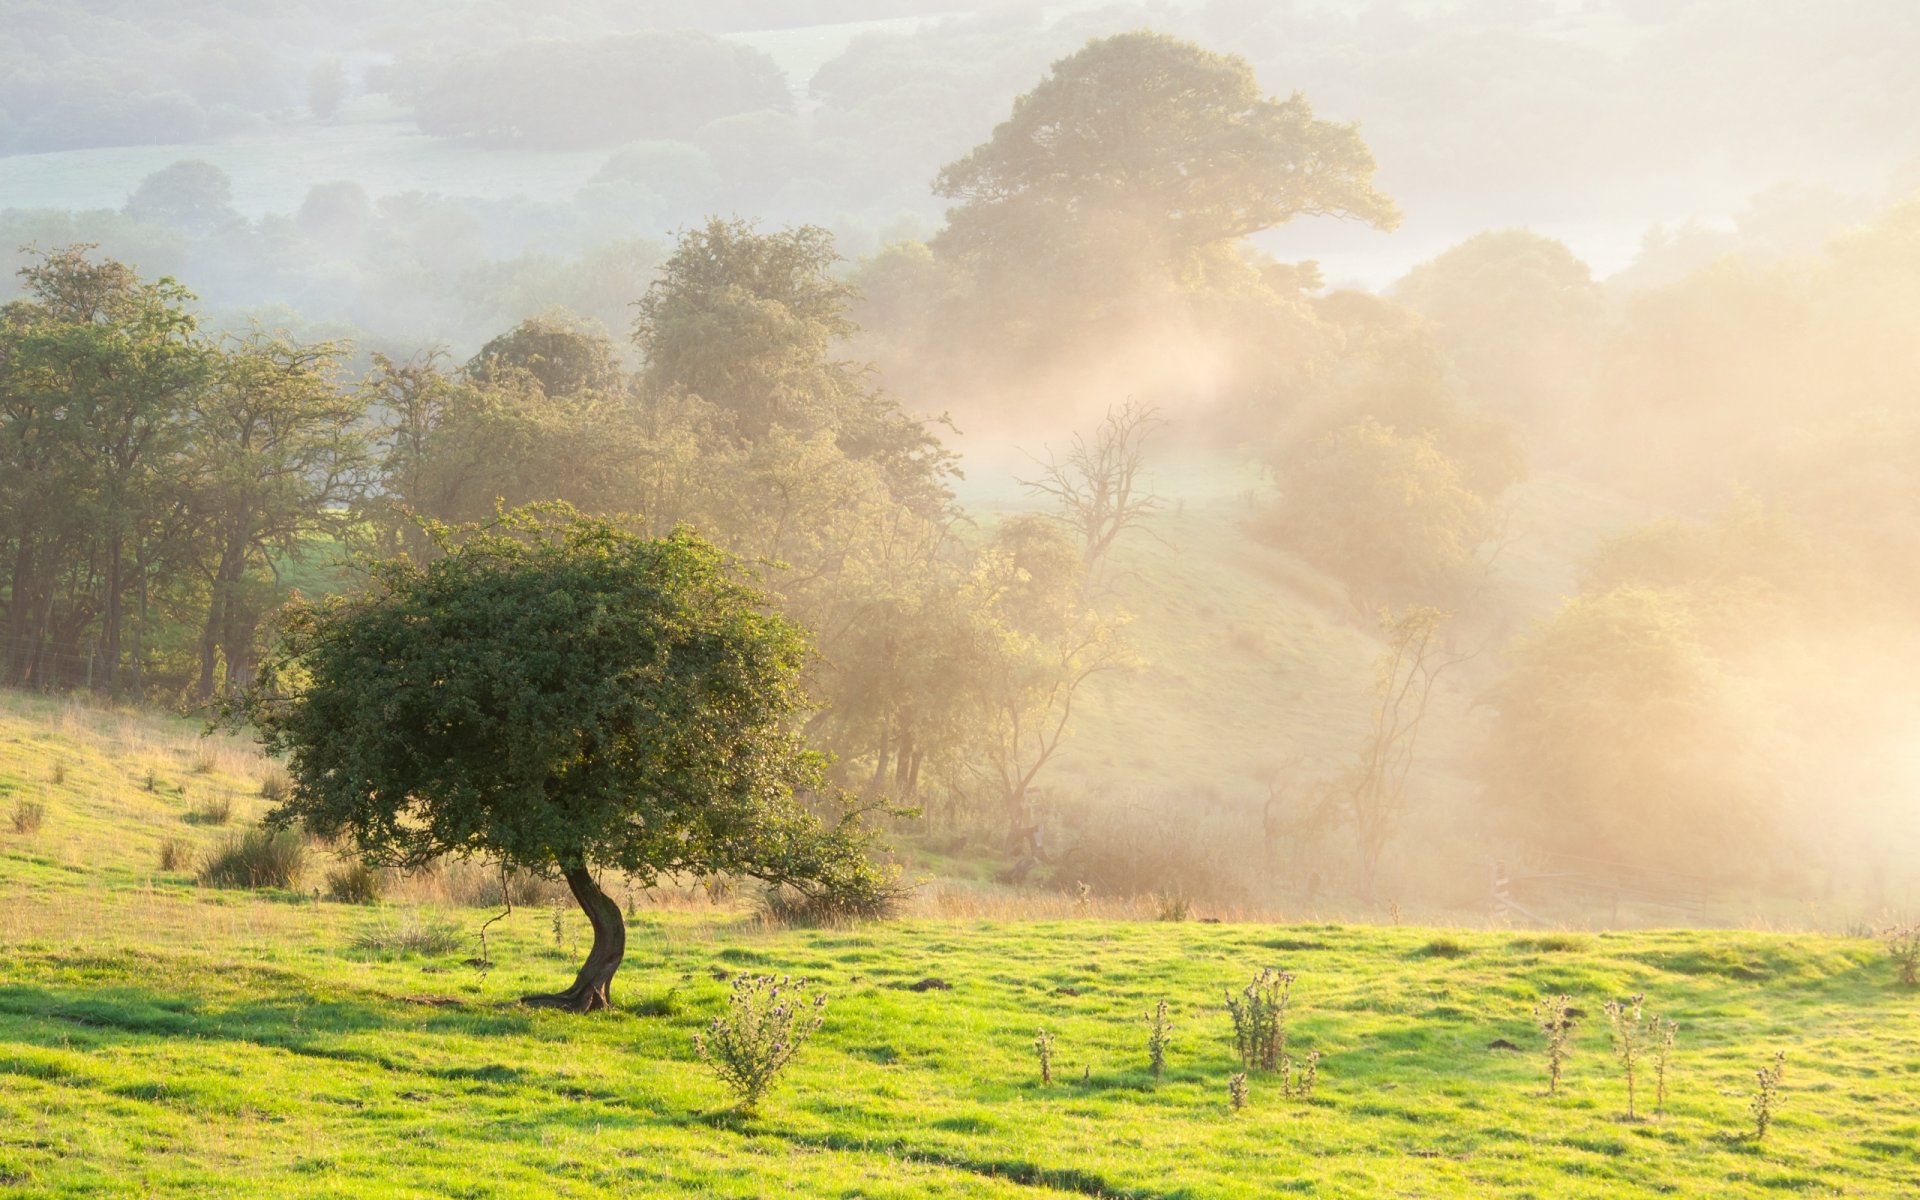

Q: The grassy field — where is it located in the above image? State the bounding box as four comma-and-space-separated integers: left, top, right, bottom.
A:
2, 691, 1917, 1198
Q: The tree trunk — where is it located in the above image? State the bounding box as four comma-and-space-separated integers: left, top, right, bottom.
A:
521, 867, 626, 1013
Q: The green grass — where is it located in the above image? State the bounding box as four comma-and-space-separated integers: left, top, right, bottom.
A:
2, 688, 1917, 1197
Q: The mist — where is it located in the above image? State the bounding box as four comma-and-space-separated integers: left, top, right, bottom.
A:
5, 0, 1920, 928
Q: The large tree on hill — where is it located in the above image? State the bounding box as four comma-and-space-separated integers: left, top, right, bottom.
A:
933, 31, 1398, 301
240, 507, 895, 1013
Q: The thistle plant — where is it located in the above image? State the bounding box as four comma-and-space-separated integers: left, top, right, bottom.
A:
1144, 1000, 1173, 1077
1227, 967, 1294, 1071
1533, 994, 1574, 1096
693, 974, 827, 1113
1227, 1071, 1249, 1113
549, 895, 567, 952
1074, 880, 1092, 917
1884, 922, 1920, 988
1034, 1028, 1055, 1085
1749, 1051, 1786, 1140
1653, 1016, 1678, 1116
1604, 993, 1649, 1119
1282, 1049, 1320, 1098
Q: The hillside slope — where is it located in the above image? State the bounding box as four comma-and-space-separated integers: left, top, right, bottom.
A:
0, 694, 1914, 1198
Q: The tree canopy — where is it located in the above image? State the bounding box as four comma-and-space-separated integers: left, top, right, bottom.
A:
242, 507, 892, 1011
933, 32, 1398, 278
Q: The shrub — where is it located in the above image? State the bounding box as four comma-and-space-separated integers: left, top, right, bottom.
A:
1034, 1028, 1055, 1084
10, 799, 45, 835
185, 795, 232, 826
325, 861, 383, 904
200, 826, 307, 889
693, 974, 828, 1112
1533, 993, 1575, 1095
157, 837, 192, 872
1144, 1000, 1173, 1078
1604, 993, 1651, 1119
258, 765, 291, 802
352, 909, 464, 956
1884, 922, 1920, 988
1227, 968, 1294, 1072
1749, 1051, 1786, 1140
1153, 892, 1192, 922
758, 872, 909, 928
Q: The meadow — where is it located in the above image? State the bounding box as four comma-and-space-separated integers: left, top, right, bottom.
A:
1, 692, 1916, 1198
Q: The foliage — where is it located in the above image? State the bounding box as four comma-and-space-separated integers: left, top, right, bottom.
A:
1144, 1000, 1173, 1078
240, 506, 892, 1009
694, 974, 827, 1112
325, 861, 384, 905
1393, 229, 1605, 428
1533, 994, 1575, 1096
1603, 992, 1651, 1119
184, 795, 231, 826
350, 910, 463, 957
1282, 1049, 1320, 1099
1749, 1051, 1787, 1140
1227, 1070, 1249, 1113
1885, 923, 1920, 988
10, 799, 45, 835
1654, 1016, 1678, 1117
1483, 586, 1772, 875
933, 32, 1396, 304
1226, 967, 1294, 1073
1268, 418, 1491, 604
200, 826, 307, 890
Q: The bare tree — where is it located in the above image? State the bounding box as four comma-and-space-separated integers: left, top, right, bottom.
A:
1329, 607, 1461, 901
1019, 400, 1164, 583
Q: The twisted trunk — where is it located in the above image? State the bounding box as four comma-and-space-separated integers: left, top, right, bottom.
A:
521, 867, 625, 1013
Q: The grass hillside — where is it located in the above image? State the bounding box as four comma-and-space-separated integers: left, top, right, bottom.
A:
3, 691, 1917, 1197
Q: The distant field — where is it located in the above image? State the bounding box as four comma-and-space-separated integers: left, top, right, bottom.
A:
0, 116, 610, 217
1, 689, 1917, 1197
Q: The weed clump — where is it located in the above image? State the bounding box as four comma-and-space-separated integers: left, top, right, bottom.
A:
1884, 922, 1920, 988
48, 759, 67, 786
1418, 936, 1471, 958
352, 909, 463, 956
1533, 994, 1575, 1096
157, 837, 192, 872
184, 795, 232, 826
1034, 1028, 1056, 1084
758, 875, 908, 927
1749, 1051, 1786, 1140
200, 826, 306, 889
10, 798, 45, 835
1603, 993, 1651, 1119
1227, 967, 1294, 1072
694, 974, 827, 1112
1228, 1071, 1249, 1113
1154, 892, 1192, 922
258, 765, 291, 802
1144, 1000, 1173, 1077
1282, 1049, 1320, 1098
1654, 1016, 1678, 1116
325, 861, 383, 904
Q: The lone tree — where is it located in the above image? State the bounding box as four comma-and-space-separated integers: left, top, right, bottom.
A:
239, 506, 893, 1012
